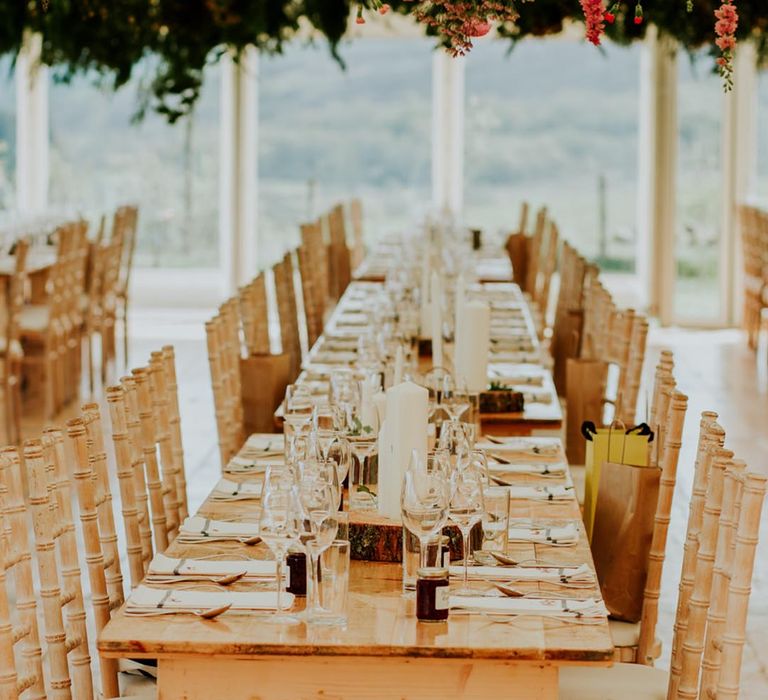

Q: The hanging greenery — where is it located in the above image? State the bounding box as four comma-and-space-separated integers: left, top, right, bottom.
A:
1, 1, 767, 121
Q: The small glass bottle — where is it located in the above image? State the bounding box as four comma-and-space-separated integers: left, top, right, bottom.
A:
416, 567, 449, 622
286, 551, 306, 595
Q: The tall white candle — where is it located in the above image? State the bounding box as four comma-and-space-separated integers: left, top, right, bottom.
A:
393, 345, 404, 386
454, 300, 491, 393
377, 381, 429, 520
454, 272, 465, 340
430, 271, 443, 368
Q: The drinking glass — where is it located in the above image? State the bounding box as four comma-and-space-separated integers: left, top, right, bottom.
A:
438, 420, 472, 459
346, 433, 379, 510
401, 455, 450, 572
313, 540, 351, 626
258, 488, 301, 624
481, 486, 510, 553
284, 384, 313, 451
423, 367, 450, 421
449, 464, 485, 595
442, 375, 471, 423
326, 436, 352, 498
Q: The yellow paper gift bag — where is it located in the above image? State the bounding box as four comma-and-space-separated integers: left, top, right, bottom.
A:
582, 421, 653, 541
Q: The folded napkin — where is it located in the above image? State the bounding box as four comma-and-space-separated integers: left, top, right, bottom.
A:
310, 351, 357, 365
505, 485, 574, 501
211, 478, 262, 501
177, 517, 260, 542
490, 351, 542, 363
126, 586, 291, 613
475, 439, 561, 457
334, 313, 369, 327
490, 340, 536, 352
508, 521, 579, 545
223, 456, 272, 474
450, 595, 607, 618
487, 460, 567, 476
244, 435, 281, 451
148, 553, 276, 579
449, 563, 594, 583
487, 374, 544, 387
521, 391, 554, 405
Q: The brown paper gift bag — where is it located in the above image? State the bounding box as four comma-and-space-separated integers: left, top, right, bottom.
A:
239, 353, 290, 434
591, 449, 660, 622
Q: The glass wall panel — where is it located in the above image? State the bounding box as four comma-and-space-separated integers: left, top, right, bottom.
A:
464, 38, 640, 274
258, 39, 432, 267
49, 63, 220, 268
0, 55, 16, 212
674, 51, 723, 322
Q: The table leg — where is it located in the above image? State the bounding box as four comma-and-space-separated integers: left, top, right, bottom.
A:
158, 655, 559, 700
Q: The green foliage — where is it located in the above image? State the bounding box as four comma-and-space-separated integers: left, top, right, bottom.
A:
2, 0, 768, 121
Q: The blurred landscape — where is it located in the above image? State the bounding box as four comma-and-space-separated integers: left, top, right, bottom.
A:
1, 38, 766, 321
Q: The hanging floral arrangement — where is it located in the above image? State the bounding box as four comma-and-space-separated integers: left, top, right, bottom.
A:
714, 0, 738, 90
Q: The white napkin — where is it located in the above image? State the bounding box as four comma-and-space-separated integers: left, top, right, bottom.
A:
334, 313, 368, 327
147, 553, 276, 579
449, 563, 594, 583
489, 351, 542, 363
126, 585, 291, 613
211, 478, 263, 501
487, 461, 567, 476
508, 522, 579, 545
450, 595, 607, 618
177, 517, 260, 542
244, 435, 281, 451
505, 485, 574, 501
310, 352, 357, 365
223, 456, 271, 474
522, 391, 553, 405
487, 374, 544, 387
475, 439, 561, 457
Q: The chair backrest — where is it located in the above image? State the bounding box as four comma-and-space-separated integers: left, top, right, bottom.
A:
297, 241, 323, 348
636, 390, 687, 664
535, 221, 559, 323
25, 438, 94, 699
300, 218, 329, 309
326, 204, 351, 300
273, 254, 302, 381
130, 367, 171, 553
161, 345, 188, 520
349, 198, 365, 271
238, 274, 271, 356
106, 383, 151, 584
4, 238, 29, 354
113, 204, 139, 298
618, 313, 649, 424
524, 206, 547, 296
64, 418, 121, 699
0, 447, 45, 698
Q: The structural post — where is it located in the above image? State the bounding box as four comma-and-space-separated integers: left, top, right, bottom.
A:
15, 32, 49, 213
637, 27, 677, 324
432, 51, 465, 218
721, 43, 757, 326
219, 46, 258, 296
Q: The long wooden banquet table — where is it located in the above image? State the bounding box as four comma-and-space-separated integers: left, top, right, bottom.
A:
99, 267, 611, 699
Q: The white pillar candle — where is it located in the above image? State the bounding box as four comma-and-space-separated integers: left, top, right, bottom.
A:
377, 381, 429, 521
454, 300, 491, 393
430, 271, 443, 368
393, 345, 404, 386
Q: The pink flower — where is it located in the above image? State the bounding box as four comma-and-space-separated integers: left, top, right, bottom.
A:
714, 1, 738, 91
581, 0, 607, 46
462, 18, 492, 37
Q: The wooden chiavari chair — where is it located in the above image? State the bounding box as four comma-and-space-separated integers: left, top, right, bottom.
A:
106, 384, 150, 585
617, 314, 649, 424
738, 205, 766, 350
273, 254, 302, 382
560, 447, 766, 699
533, 221, 559, 331
0, 239, 28, 444
25, 438, 92, 699
505, 202, 531, 285
130, 368, 171, 552
297, 240, 324, 348
349, 198, 365, 272
112, 205, 139, 369
0, 447, 45, 698
161, 346, 188, 521
238, 274, 271, 356
300, 219, 330, 315
523, 206, 547, 297
326, 204, 351, 301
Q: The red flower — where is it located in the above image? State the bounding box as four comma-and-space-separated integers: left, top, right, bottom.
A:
581, 0, 607, 46
634, 15, 642, 24
379, 3, 390, 14
604, 12, 615, 23
463, 18, 492, 37
356, 15, 365, 24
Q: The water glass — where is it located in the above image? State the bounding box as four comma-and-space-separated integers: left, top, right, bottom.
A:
481, 486, 510, 553
312, 540, 350, 626
347, 434, 378, 511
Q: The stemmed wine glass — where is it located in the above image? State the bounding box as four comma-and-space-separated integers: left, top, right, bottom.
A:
401, 452, 451, 571
442, 375, 471, 423
448, 462, 485, 595
284, 384, 313, 452
295, 478, 339, 622
258, 487, 301, 625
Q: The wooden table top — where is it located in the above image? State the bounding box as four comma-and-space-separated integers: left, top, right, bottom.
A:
99, 436, 612, 664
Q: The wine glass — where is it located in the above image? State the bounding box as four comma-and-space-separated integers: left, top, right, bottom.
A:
423, 367, 450, 422
326, 436, 352, 500
443, 375, 471, 423
449, 463, 485, 595
401, 452, 451, 570
299, 457, 341, 511
295, 479, 339, 621
258, 488, 301, 624
345, 429, 379, 511
284, 384, 313, 451
438, 420, 472, 459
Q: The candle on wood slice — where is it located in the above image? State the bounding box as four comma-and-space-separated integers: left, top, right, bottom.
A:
454, 300, 491, 393
377, 381, 428, 520
431, 271, 444, 368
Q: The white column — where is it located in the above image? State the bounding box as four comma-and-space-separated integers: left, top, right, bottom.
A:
431, 51, 465, 217
15, 32, 49, 213
637, 27, 677, 324
219, 47, 258, 296
721, 43, 757, 326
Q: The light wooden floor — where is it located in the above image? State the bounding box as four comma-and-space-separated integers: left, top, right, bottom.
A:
18, 310, 768, 697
